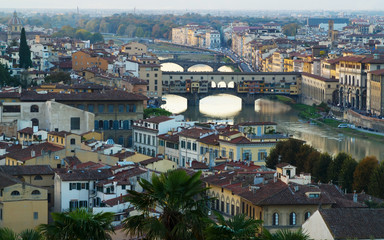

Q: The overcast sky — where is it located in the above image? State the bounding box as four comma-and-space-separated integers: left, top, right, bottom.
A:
2, 0, 383, 11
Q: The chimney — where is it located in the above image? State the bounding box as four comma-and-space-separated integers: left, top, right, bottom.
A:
353, 190, 357, 203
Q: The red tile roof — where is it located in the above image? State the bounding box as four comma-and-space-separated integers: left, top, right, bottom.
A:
6, 142, 64, 162
18, 127, 33, 135
144, 116, 172, 124
178, 128, 214, 139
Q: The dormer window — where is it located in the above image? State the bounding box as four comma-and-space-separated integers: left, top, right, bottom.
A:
307, 192, 320, 198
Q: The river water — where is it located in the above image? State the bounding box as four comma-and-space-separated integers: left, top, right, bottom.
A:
161, 94, 384, 161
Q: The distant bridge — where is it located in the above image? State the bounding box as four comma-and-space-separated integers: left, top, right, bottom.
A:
160, 59, 239, 72
166, 88, 298, 106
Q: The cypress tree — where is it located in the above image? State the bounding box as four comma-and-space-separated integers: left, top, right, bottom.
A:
19, 28, 32, 69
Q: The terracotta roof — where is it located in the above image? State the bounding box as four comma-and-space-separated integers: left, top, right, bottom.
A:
139, 157, 163, 166
6, 142, 64, 162
48, 131, 73, 137
56, 169, 113, 181
197, 134, 219, 145
158, 133, 179, 143
0, 165, 54, 176
369, 68, 384, 75
20, 90, 148, 102
191, 161, 209, 169
18, 127, 34, 135
318, 208, 384, 239
275, 162, 290, 168
0, 172, 19, 189
302, 72, 339, 82
74, 161, 107, 170
112, 151, 136, 160
64, 156, 81, 168
178, 128, 214, 139
144, 116, 172, 124
103, 194, 131, 207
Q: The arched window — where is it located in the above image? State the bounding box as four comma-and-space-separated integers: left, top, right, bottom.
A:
109, 120, 114, 130
143, 148, 146, 155
304, 211, 311, 221
11, 191, 20, 196
32, 190, 41, 195
272, 212, 279, 226
70, 138, 76, 145
98, 120, 104, 129
34, 175, 43, 180
30, 105, 39, 112
289, 212, 296, 225
31, 118, 39, 127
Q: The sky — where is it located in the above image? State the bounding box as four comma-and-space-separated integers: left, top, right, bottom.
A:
2, 0, 384, 11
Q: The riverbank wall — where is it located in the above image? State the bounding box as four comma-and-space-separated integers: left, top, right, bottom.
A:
344, 110, 384, 132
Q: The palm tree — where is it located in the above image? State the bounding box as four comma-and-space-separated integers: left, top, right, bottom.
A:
38, 208, 114, 240
122, 169, 210, 240
204, 213, 262, 240
261, 228, 310, 240
0, 228, 42, 240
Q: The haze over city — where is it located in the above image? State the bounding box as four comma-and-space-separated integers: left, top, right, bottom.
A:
1, 0, 384, 10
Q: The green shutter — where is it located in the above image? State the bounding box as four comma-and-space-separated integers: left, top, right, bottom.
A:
77, 183, 81, 190
69, 183, 72, 190
86, 183, 89, 190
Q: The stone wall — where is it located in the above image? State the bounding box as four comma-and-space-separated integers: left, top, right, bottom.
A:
0, 120, 17, 137
345, 110, 384, 132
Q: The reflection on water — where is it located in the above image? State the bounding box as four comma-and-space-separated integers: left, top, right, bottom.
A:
161, 94, 384, 161
199, 94, 242, 118
161, 95, 187, 114
255, 99, 291, 114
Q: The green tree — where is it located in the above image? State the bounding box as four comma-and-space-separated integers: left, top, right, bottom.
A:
339, 157, 358, 193
204, 213, 261, 240
353, 156, 379, 192
38, 208, 114, 240
122, 170, 209, 240
368, 162, 384, 198
313, 152, 332, 183
144, 108, 172, 119
0, 228, 42, 240
91, 32, 104, 43
261, 228, 309, 240
44, 72, 71, 84
266, 138, 304, 169
282, 23, 300, 36
19, 28, 32, 69
0, 63, 17, 86
328, 152, 350, 184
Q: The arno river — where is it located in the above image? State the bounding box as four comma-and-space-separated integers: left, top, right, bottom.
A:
160, 63, 384, 161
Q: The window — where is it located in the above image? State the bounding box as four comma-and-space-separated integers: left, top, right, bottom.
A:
79, 200, 88, 208
192, 143, 197, 151
70, 138, 76, 145
108, 104, 114, 113
11, 191, 20, 196
32, 190, 41, 195
69, 183, 77, 190
187, 142, 191, 150
30, 105, 39, 112
98, 104, 104, 113
304, 212, 311, 221
69, 200, 78, 210
87, 104, 94, 112
118, 104, 124, 113
33, 212, 38, 220
34, 175, 43, 180
272, 213, 279, 226
289, 212, 296, 225
3, 105, 20, 113
70, 117, 80, 130
181, 140, 186, 149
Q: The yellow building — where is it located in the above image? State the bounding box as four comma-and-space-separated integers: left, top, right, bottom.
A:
136, 55, 163, 98
0, 165, 55, 210
368, 69, 384, 115
217, 128, 288, 165
17, 127, 35, 146
204, 171, 244, 217
121, 42, 148, 56
81, 131, 104, 141
48, 131, 82, 152
139, 157, 177, 172
0, 173, 48, 233
301, 72, 339, 105
5, 142, 65, 167
284, 59, 294, 72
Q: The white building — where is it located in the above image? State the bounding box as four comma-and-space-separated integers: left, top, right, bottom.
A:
132, 115, 194, 157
